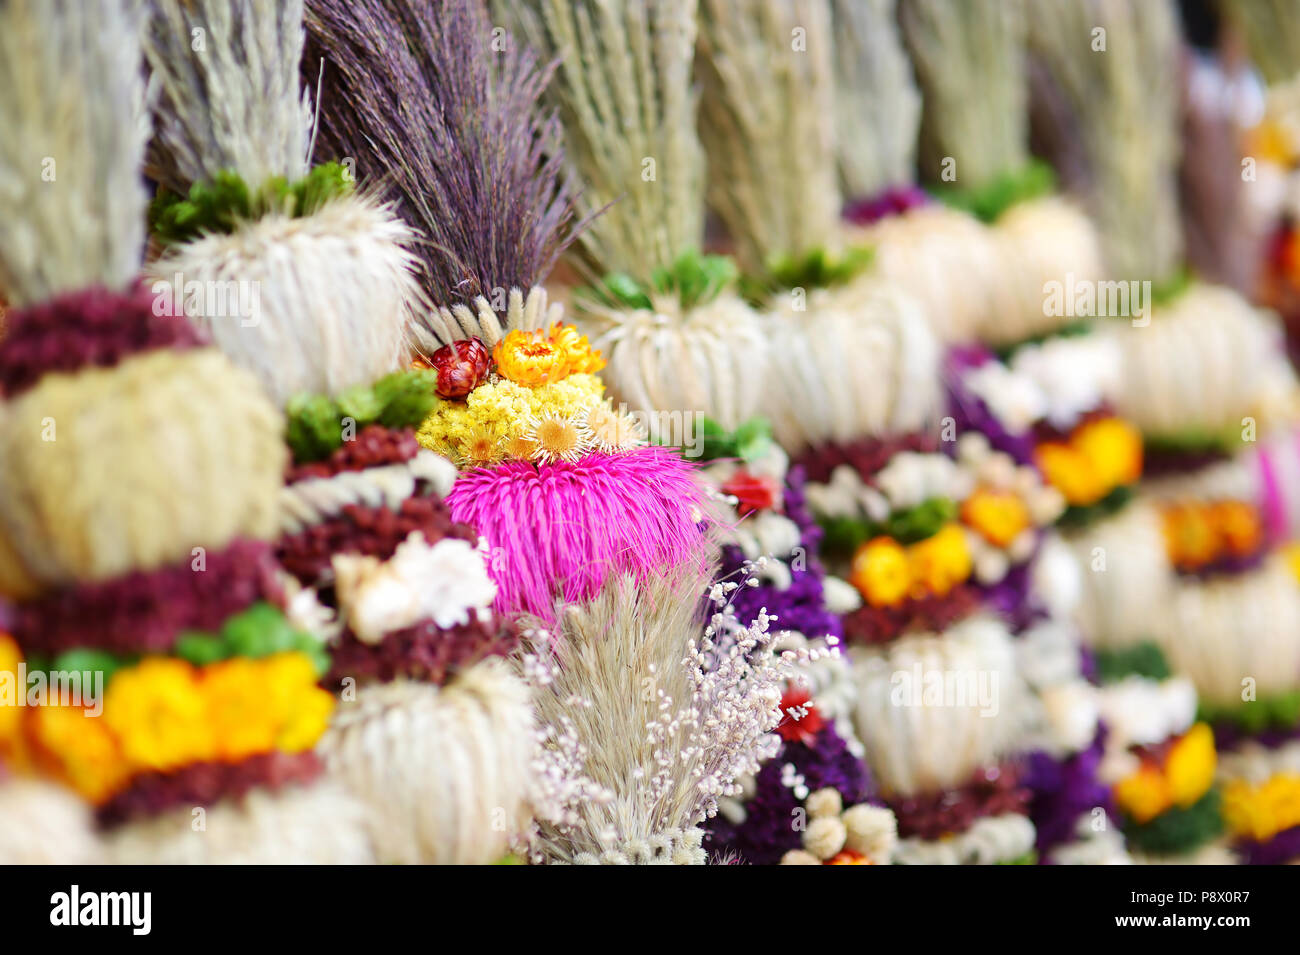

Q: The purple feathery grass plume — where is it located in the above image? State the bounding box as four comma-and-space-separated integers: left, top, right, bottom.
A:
703, 723, 876, 866
445, 448, 710, 623
303, 0, 585, 309
1021, 725, 1115, 862
944, 345, 1038, 467
1235, 824, 1300, 866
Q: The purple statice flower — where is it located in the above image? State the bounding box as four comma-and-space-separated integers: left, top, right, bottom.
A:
1021, 725, 1115, 862
977, 541, 1050, 635
722, 556, 844, 642
703, 723, 876, 866
842, 184, 931, 226
944, 345, 1039, 467
1235, 824, 1300, 865
716, 466, 842, 641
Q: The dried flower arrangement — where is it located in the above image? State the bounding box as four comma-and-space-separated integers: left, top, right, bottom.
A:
498, 0, 768, 433
833, 0, 1007, 345
1028, 0, 1300, 864
522, 562, 837, 864
307, 0, 715, 629
696, 0, 943, 456
143, 0, 424, 408
0, 0, 371, 864
902, 0, 1104, 348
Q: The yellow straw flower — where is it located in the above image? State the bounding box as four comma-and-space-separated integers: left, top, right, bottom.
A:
29, 702, 129, 804
0, 633, 22, 748
1223, 774, 1300, 842
1072, 417, 1143, 490
103, 658, 214, 773
1114, 763, 1173, 824
850, 537, 912, 608
1165, 722, 1216, 808
264, 654, 335, 753
547, 322, 606, 375
494, 328, 570, 386
201, 657, 279, 762
907, 524, 973, 597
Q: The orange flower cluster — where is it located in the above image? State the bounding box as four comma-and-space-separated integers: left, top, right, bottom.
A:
493, 323, 605, 387
961, 488, 1032, 548
1035, 417, 1142, 507
1113, 724, 1217, 824
849, 525, 973, 608
15, 654, 333, 804
1222, 774, 1300, 842
1161, 500, 1263, 572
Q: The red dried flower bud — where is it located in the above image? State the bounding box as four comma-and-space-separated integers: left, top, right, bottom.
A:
721, 469, 779, 516
426, 338, 490, 399
777, 685, 825, 744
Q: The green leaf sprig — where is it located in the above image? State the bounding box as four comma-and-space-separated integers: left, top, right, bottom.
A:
581, 249, 741, 312
286, 369, 441, 464
931, 159, 1056, 224
150, 162, 354, 247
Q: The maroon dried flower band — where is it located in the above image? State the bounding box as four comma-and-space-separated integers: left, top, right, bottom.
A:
325, 614, 519, 688
842, 585, 983, 647
0, 282, 206, 399
794, 432, 941, 486
887, 764, 1031, 841
276, 495, 477, 588
10, 539, 283, 657
285, 425, 421, 484
95, 750, 323, 828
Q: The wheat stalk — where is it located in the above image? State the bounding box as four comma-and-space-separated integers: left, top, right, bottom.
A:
1027, 0, 1183, 281
900, 0, 1029, 190
696, 0, 841, 276
831, 0, 921, 199
0, 0, 150, 305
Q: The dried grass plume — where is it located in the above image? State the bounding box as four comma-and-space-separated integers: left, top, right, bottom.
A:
144, 0, 313, 194
524, 562, 809, 864
696, 0, 841, 276
0, 0, 150, 305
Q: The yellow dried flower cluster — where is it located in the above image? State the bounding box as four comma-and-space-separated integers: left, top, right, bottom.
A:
418, 373, 644, 467
13, 653, 333, 804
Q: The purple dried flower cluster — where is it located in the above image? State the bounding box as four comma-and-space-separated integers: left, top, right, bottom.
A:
944, 345, 1038, 467
1211, 719, 1300, 753
702, 723, 875, 866
977, 549, 1049, 634
1021, 726, 1115, 860
717, 468, 842, 641
12, 539, 282, 656
0, 282, 206, 398
1235, 824, 1300, 865
723, 564, 843, 643
842, 184, 931, 226
304, 0, 584, 308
